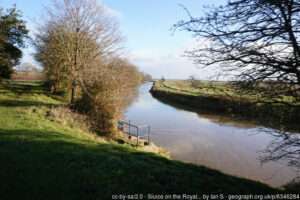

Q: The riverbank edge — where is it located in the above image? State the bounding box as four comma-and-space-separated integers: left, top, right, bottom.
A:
0, 80, 285, 197
113, 131, 170, 157
150, 81, 300, 131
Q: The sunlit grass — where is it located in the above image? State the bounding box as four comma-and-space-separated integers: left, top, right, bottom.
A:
155, 80, 300, 105
0, 81, 279, 199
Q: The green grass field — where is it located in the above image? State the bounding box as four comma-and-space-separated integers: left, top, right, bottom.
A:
153, 80, 299, 105
0, 81, 281, 199
151, 80, 300, 131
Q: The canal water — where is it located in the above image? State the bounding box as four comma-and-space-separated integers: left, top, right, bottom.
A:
125, 83, 299, 187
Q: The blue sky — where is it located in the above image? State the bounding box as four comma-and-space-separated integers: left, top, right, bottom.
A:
1, 0, 225, 79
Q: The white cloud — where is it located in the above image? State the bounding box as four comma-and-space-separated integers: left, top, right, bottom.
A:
99, 1, 122, 19
129, 39, 220, 80
103, 5, 122, 18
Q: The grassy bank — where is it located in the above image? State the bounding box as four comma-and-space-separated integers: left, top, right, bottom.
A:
151, 80, 300, 131
0, 81, 282, 199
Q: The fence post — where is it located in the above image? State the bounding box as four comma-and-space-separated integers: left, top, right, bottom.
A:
136, 127, 139, 146
128, 120, 131, 136
148, 126, 151, 143
102, 113, 105, 130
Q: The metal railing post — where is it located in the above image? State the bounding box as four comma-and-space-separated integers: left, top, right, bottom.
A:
136, 127, 139, 146
148, 126, 150, 143
118, 120, 151, 147
128, 120, 131, 136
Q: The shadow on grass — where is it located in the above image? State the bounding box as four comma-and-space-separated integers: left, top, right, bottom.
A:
0, 128, 278, 200
0, 81, 66, 107
0, 100, 58, 107
4, 81, 46, 95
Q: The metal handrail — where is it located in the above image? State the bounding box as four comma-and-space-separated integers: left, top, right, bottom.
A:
118, 120, 151, 146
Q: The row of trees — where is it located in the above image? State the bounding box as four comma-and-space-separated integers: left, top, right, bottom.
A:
0, 6, 28, 79
34, 0, 143, 134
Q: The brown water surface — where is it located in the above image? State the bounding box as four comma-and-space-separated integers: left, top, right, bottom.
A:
125, 83, 299, 187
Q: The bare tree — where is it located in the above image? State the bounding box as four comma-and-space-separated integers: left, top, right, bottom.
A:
35, 0, 122, 101
35, 0, 143, 135
78, 57, 142, 133
142, 73, 153, 82
175, 0, 300, 90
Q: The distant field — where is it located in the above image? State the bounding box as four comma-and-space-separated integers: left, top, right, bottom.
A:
151, 80, 300, 131
153, 80, 300, 105
11, 71, 45, 81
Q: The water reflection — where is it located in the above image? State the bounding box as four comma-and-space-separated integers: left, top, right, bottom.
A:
125, 83, 300, 187
260, 128, 300, 170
